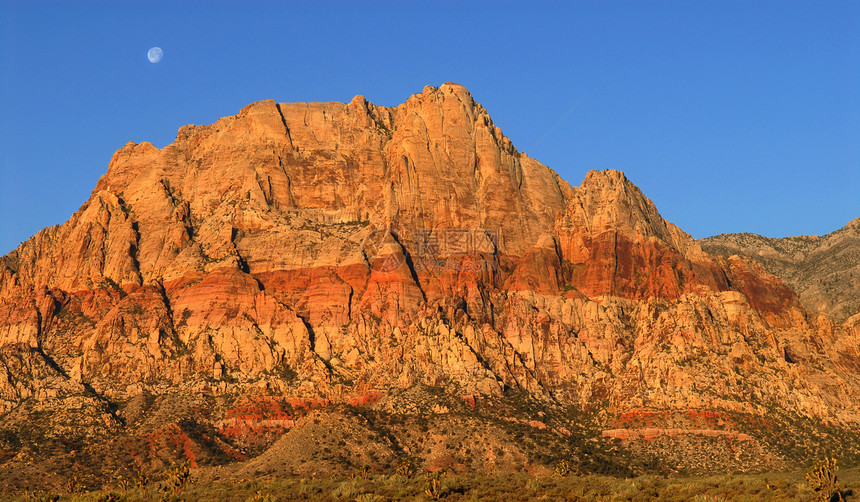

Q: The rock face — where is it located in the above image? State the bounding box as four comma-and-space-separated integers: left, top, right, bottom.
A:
701, 217, 860, 322
1, 83, 859, 485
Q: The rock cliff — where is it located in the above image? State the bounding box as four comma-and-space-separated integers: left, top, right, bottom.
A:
1, 83, 858, 488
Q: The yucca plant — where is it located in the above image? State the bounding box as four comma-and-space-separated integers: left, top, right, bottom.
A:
805, 457, 844, 502
158, 460, 191, 501
553, 459, 572, 477
424, 470, 446, 500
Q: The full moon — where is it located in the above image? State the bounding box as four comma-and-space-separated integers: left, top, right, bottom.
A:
147, 47, 163, 64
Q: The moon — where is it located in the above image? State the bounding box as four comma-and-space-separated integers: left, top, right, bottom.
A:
147, 47, 163, 64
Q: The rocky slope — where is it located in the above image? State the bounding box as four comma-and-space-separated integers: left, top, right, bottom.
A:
1, 83, 858, 489
701, 217, 860, 322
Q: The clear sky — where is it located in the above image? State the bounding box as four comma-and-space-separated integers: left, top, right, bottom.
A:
1, 1, 858, 254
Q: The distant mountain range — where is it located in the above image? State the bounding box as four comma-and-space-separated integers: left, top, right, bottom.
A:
0, 83, 857, 491
701, 217, 860, 322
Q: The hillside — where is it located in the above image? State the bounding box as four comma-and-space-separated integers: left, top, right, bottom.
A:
701, 217, 860, 322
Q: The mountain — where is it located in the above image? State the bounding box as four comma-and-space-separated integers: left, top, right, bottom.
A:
1, 83, 858, 491
701, 217, 860, 322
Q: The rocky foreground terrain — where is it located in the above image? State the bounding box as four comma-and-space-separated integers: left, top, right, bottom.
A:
0, 83, 858, 491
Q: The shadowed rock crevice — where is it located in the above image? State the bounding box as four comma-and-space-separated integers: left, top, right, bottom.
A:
29, 346, 124, 426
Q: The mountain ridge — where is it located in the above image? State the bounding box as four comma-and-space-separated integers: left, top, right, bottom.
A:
700, 216, 860, 322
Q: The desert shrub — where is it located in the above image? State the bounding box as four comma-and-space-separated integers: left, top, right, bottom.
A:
246, 490, 277, 502
158, 460, 191, 500
96, 493, 127, 502
332, 480, 360, 498
353, 494, 383, 502
65, 473, 85, 494
395, 459, 415, 478
424, 471, 447, 500
553, 459, 572, 477
113, 474, 131, 494
805, 457, 845, 502
26, 494, 60, 502
133, 464, 150, 489
352, 466, 370, 480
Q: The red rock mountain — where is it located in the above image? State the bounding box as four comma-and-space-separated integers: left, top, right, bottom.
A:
1, 83, 858, 486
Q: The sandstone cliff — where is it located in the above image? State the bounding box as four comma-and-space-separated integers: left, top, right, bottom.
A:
0, 83, 858, 487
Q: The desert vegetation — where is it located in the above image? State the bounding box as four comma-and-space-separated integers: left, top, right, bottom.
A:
6, 463, 858, 501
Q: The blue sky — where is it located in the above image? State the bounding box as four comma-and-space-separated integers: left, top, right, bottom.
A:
1, 1, 858, 254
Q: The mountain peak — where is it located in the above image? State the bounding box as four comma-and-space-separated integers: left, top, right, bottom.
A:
421, 81, 473, 97
568, 169, 684, 245
584, 168, 628, 184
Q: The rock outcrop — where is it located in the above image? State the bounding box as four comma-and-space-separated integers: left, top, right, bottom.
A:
0, 83, 858, 486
